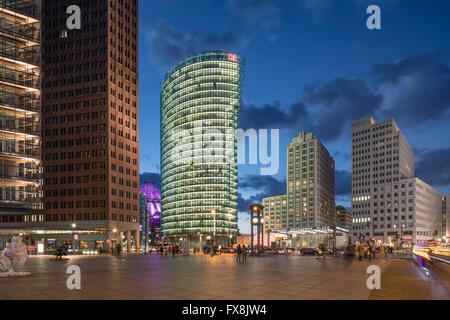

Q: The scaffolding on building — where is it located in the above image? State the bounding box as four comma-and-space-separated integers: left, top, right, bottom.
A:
0, 0, 42, 214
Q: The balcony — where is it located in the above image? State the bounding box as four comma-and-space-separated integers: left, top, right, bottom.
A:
0, 91, 40, 113
0, 68, 40, 91
0, 23, 40, 45
0, 44, 40, 67
0, 1, 41, 22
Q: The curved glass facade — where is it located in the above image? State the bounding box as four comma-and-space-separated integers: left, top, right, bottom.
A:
161, 51, 244, 242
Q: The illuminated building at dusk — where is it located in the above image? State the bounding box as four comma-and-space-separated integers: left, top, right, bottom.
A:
160, 51, 243, 245
1, 0, 140, 252
351, 117, 443, 245
263, 132, 336, 233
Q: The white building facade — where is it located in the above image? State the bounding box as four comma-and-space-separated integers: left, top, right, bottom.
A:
443, 195, 450, 243
351, 117, 443, 245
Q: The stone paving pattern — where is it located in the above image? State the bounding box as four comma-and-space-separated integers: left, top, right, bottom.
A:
0, 254, 448, 300
369, 258, 450, 300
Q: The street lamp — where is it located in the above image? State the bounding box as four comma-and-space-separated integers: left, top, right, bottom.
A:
400, 222, 404, 251
71, 223, 77, 251
111, 228, 118, 254
226, 212, 232, 247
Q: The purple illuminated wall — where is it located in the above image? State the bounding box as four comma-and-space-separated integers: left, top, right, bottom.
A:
140, 183, 161, 243
140, 182, 161, 216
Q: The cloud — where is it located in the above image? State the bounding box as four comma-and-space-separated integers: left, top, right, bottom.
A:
239, 101, 310, 130
140, 172, 161, 189
304, 78, 383, 140
240, 174, 286, 195
415, 148, 450, 187
144, 22, 248, 69
238, 175, 285, 211
239, 51, 450, 143
333, 150, 352, 161
335, 170, 352, 196
238, 193, 260, 212
144, 1, 283, 70
372, 52, 450, 126
239, 77, 382, 142
335, 194, 352, 208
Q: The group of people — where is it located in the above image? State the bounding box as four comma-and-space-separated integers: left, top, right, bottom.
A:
356, 242, 395, 260
235, 244, 248, 262
158, 245, 181, 256
155, 243, 250, 260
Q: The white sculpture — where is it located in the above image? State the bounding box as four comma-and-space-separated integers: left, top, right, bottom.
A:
0, 236, 31, 277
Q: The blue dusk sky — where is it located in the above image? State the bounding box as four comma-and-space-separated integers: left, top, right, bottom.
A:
138, 0, 450, 234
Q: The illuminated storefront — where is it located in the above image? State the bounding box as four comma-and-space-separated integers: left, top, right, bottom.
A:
160, 51, 244, 244
269, 226, 350, 249
0, 227, 107, 253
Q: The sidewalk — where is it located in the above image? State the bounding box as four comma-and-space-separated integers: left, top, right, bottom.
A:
369, 258, 450, 300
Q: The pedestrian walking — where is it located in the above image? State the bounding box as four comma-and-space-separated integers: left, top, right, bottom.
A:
160, 246, 164, 256
358, 244, 365, 261
379, 245, 384, 258
242, 245, 248, 262
236, 244, 242, 262
172, 245, 176, 257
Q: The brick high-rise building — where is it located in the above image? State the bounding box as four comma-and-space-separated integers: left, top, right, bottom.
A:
37, 0, 140, 252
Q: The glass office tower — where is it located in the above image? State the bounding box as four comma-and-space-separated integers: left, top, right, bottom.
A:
161, 51, 244, 245
0, 0, 42, 217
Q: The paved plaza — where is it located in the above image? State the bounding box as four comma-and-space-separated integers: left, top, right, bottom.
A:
0, 253, 448, 300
